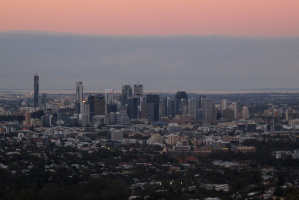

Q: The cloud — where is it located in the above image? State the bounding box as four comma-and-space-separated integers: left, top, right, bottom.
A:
1, 32, 299, 92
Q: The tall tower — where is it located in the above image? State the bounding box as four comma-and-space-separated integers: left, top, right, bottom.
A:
87, 94, 105, 119
133, 84, 143, 97
175, 91, 188, 115
221, 99, 228, 113
188, 98, 199, 119
76, 82, 83, 114
146, 94, 160, 122
201, 98, 216, 121
105, 89, 114, 104
231, 102, 238, 120
24, 111, 31, 127
121, 85, 132, 106
242, 106, 250, 119
163, 97, 176, 118
33, 74, 39, 108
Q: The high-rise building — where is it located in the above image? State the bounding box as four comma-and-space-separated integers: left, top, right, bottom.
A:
140, 101, 148, 119
221, 99, 228, 113
107, 103, 117, 113
75, 82, 83, 114
133, 84, 143, 97
222, 110, 235, 121
57, 108, 75, 124
105, 89, 114, 104
175, 91, 188, 115
39, 93, 47, 110
163, 97, 176, 118
201, 98, 216, 121
24, 111, 31, 127
188, 98, 199, 119
33, 74, 39, 108
146, 94, 160, 122
231, 102, 238, 119
88, 94, 105, 119
242, 106, 250, 119
80, 102, 90, 126
121, 85, 132, 106
127, 97, 139, 119
286, 108, 294, 122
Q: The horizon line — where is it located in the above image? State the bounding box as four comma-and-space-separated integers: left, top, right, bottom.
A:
2, 30, 299, 39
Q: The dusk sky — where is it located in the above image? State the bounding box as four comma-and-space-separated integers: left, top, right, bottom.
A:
1, 0, 299, 36
1, 1, 299, 92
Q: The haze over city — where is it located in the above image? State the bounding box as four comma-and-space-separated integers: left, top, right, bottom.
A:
1, 0, 299, 92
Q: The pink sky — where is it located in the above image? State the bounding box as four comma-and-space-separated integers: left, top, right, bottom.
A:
1, 0, 299, 36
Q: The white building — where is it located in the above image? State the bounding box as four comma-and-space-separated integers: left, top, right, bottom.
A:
221, 99, 228, 113
242, 106, 250, 119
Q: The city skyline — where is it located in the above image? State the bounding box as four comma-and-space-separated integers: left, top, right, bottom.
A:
1, 1, 299, 199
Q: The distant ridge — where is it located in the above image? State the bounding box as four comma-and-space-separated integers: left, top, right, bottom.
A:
244, 88, 299, 91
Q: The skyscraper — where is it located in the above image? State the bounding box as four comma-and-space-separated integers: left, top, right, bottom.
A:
127, 97, 139, 119
201, 98, 216, 121
76, 82, 83, 114
231, 102, 238, 119
121, 85, 132, 105
221, 99, 228, 113
163, 97, 176, 118
146, 94, 160, 122
88, 94, 106, 117
242, 106, 250, 119
105, 89, 114, 104
24, 111, 31, 127
33, 74, 39, 108
188, 98, 199, 119
175, 91, 188, 115
39, 93, 47, 110
133, 84, 143, 97
285, 108, 294, 122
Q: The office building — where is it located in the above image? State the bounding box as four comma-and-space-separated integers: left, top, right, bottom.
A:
286, 108, 294, 122
75, 82, 83, 114
163, 97, 176, 118
242, 106, 250, 119
127, 97, 139, 119
175, 91, 188, 115
201, 98, 216, 121
39, 93, 47, 110
146, 94, 160, 122
105, 89, 114, 104
222, 110, 235, 121
133, 84, 143, 97
121, 85, 132, 105
231, 102, 238, 119
24, 111, 31, 127
33, 74, 39, 108
107, 103, 117, 113
88, 94, 105, 120
188, 98, 199, 119
221, 99, 228, 113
